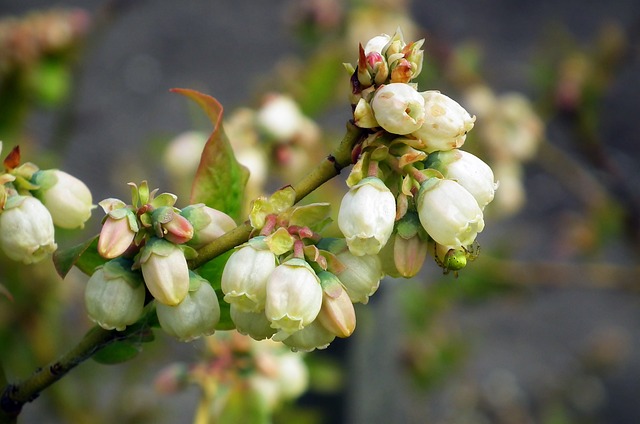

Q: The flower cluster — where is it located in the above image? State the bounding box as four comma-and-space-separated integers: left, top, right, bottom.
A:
0, 143, 94, 264
87, 181, 236, 340
220, 187, 377, 352
155, 333, 309, 421
342, 29, 497, 274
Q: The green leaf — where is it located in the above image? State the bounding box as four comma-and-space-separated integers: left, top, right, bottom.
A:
171, 88, 249, 221
289, 203, 332, 232
53, 236, 108, 278
197, 250, 235, 330
92, 339, 141, 365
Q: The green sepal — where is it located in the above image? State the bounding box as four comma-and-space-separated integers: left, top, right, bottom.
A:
150, 192, 178, 209
264, 227, 294, 256
289, 203, 332, 233
317, 271, 343, 299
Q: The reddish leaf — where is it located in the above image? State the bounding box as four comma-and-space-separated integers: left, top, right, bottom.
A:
171, 88, 249, 221
3, 145, 20, 170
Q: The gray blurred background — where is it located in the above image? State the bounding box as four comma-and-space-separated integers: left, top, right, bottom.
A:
1, 1, 640, 423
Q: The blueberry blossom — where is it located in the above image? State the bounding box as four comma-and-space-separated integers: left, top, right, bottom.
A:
31, 169, 94, 229
411, 90, 476, 153
139, 238, 190, 306
417, 178, 485, 249
338, 177, 396, 256
155, 272, 220, 341
327, 239, 384, 304
221, 237, 277, 313
425, 149, 498, 209
265, 258, 322, 337
370, 83, 425, 135
97, 198, 138, 259
84, 258, 145, 331
0, 195, 57, 264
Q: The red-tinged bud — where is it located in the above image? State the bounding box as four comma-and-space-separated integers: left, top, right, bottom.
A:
316, 271, 356, 338
393, 234, 428, 278
98, 214, 136, 259
153, 207, 193, 244
390, 58, 412, 83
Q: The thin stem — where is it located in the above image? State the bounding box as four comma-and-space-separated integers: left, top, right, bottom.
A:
0, 326, 128, 422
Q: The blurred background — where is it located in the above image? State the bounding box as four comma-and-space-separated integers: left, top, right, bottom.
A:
1, 0, 639, 423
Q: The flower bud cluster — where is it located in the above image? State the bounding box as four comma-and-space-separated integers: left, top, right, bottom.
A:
90, 180, 236, 339
0, 143, 94, 264
341, 30, 498, 274
155, 333, 309, 420
221, 188, 379, 351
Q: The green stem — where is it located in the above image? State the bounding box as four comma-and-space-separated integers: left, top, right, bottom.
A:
0, 121, 363, 420
0, 327, 120, 422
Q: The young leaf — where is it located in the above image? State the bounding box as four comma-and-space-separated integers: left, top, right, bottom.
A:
171, 88, 249, 221
53, 236, 108, 278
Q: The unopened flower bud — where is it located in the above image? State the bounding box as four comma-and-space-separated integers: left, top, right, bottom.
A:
371, 83, 425, 135
390, 58, 412, 83
316, 271, 356, 338
367, 51, 389, 85
32, 169, 94, 229
222, 237, 277, 312
152, 206, 194, 244
411, 90, 476, 152
140, 238, 189, 306
338, 177, 396, 256
394, 233, 429, 278
0, 195, 57, 264
181, 204, 236, 250
230, 305, 276, 341
282, 320, 336, 352
330, 240, 383, 304
417, 178, 484, 249
84, 259, 145, 331
364, 34, 391, 55
156, 272, 220, 341
265, 258, 322, 337
425, 149, 497, 209
97, 212, 137, 259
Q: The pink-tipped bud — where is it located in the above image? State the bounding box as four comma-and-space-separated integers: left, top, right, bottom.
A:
155, 208, 193, 244
316, 272, 356, 338
393, 234, 428, 278
98, 214, 136, 259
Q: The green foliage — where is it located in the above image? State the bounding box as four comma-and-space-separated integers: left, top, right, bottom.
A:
53, 236, 107, 278
171, 88, 249, 222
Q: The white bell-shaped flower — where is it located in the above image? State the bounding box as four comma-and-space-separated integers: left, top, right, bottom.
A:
338, 177, 396, 256
0, 195, 57, 264
265, 258, 322, 337
221, 238, 276, 313
426, 149, 498, 209
370, 83, 425, 135
411, 90, 476, 152
417, 178, 485, 249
